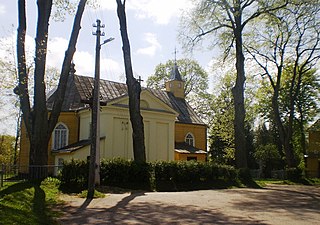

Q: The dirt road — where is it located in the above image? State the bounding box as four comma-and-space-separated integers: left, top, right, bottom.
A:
58, 184, 320, 225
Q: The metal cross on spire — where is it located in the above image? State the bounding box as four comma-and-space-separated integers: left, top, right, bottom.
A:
173, 47, 178, 64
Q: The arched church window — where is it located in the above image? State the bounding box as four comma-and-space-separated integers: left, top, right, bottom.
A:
185, 132, 195, 147
53, 123, 68, 149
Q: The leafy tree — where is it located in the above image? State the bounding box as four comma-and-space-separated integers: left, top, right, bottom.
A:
180, 0, 288, 169
147, 59, 208, 97
254, 67, 319, 168
147, 58, 210, 122
16, 0, 88, 178
253, 123, 284, 176
0, 135, 15, 165
116, 0, 146, 162
247, 1, 320, 167
281, 66, 320, 157
208, 73, 235, 165
208, 72, 256, 167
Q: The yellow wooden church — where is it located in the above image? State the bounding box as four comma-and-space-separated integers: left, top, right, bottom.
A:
19, 63, 207, 170
306, 119, 320, 177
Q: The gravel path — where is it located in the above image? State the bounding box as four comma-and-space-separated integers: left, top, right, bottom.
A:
57, 184, 320, 225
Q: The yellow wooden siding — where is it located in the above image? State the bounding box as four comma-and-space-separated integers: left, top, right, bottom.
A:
306, 158, 319, 177
19, 112, 79, 170
309, 131, 320, 152
174, 152, 207, 162
175, 123, 207, 150
306, 130, 320, 177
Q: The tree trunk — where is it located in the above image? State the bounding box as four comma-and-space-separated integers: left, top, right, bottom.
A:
271, 87, 296, 168
232, 5, 247, 169
116, 0, 146, 162
17, 0, 88, 180
29, 0, 53, 179
48, 0, 87, 132
17, 0, 31, 139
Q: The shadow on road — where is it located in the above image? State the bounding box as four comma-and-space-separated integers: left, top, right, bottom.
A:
231, 185, 320, 218
59, 191, 268, 225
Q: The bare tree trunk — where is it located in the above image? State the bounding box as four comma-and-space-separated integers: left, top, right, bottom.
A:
17, 0, 31, 139
48, 0, 87, 132
17, 0, 88, 180
116, 0, 146, 162
232, 3, 247, 169
271, 85, 296, 168
29, 0, 53, 179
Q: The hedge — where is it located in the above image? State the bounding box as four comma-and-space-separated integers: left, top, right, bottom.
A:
59, 159, 239, 192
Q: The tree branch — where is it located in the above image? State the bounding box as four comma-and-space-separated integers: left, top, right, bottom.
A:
16, 0, 31, 138
48, 0, 87, 133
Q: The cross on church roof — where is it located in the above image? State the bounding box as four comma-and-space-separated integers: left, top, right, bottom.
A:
170, 48, 183, 81
173, 47, 178, 64
137, 76, 144, 84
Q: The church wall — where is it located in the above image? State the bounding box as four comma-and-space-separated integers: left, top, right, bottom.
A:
307, 129, 320, 177
174, 152, 207, 162
77, 103, 176, 162
19, 112, 79, 172
309, 130, 320, 152
175, 123, 207, 151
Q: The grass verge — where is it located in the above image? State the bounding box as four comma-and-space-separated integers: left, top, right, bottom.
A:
0, 178, 62, 225
255, 178, 320, 188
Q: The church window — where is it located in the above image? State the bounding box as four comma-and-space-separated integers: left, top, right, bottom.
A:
53, 123, 68, 149
187, 156, 197, 161
185, 132, 195, 147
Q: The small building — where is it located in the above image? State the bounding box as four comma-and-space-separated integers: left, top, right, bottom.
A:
19, 63, 207, 171
306, 119, 320, 177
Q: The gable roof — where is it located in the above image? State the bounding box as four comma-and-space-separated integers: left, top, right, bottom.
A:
47, 74, 86, 111
47, 74, 205, 125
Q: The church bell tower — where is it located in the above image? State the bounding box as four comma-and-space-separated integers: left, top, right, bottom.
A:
165, 60, 185, 99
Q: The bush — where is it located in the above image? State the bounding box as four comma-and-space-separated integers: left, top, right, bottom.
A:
59, 159, 239, 192
100, 158, 152, 190
59, 159, 89, 193
153, 161, 238, 191
286, 167, 303, 181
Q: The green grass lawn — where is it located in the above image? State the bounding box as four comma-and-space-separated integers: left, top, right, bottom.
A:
254, 177, 320, 187
0, 178, 62, 225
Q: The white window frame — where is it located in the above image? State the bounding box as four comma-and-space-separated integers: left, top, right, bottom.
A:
185, 132, 195, 147
52, 122, 69, 150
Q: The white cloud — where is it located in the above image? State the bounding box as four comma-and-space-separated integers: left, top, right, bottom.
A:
97, 0, 117, 11
136, 33, 161, 56
0, 4, 6, 15
100, 58, 122, 80
73, 51, 95, 75
97, 0, 193, 25
73, 50, 122, 80
47, 37, 69, 68
130, 0, 193, 25
0, 33, 35, 66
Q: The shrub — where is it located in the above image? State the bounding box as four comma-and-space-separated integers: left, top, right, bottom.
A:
59, 159, 239, 192
153, 161, 238, 191
286, 167, 303, 181
59, 159, 89, 193
100, 158, 151, 190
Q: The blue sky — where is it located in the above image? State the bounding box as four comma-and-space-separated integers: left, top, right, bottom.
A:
0, 0, 217, 135
0, 0, 215, 83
